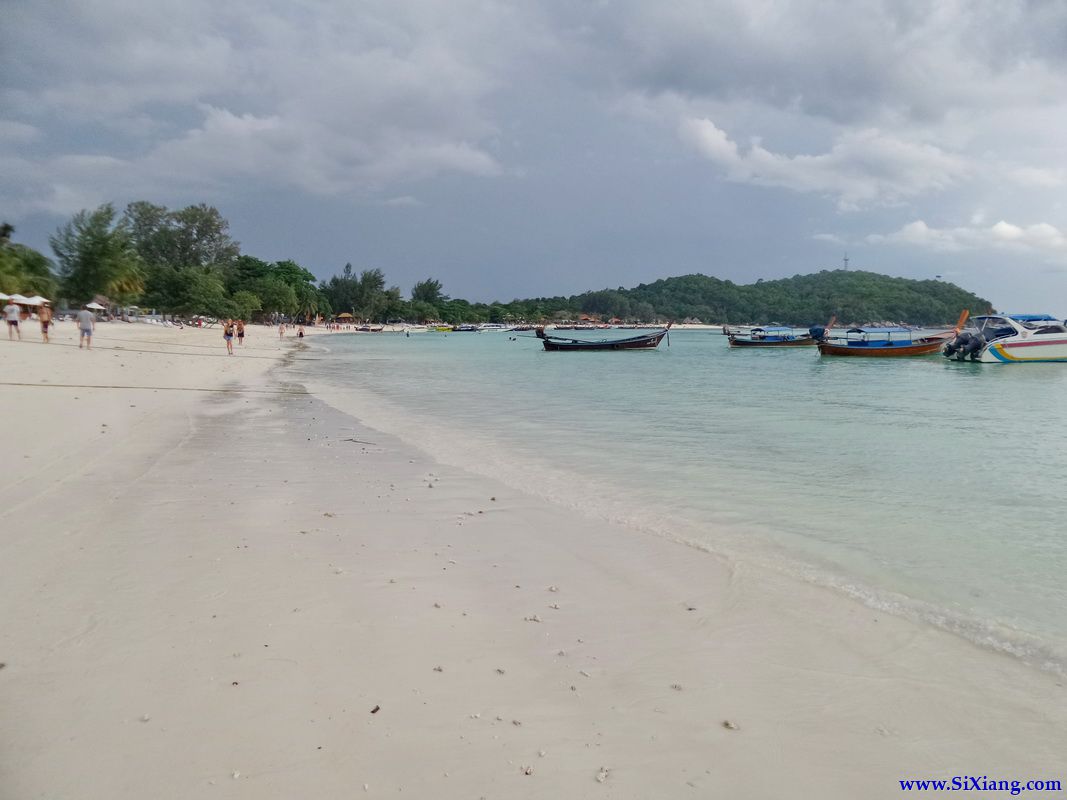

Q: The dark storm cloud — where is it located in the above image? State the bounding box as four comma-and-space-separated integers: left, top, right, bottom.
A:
3, 0, 1067, 309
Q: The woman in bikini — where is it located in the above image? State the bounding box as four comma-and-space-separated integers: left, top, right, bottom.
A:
223, 319, 235, 355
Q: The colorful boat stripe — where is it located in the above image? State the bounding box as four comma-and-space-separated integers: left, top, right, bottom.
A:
989, 343, 1067, 362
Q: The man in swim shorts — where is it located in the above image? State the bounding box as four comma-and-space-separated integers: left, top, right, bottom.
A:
3, 299, 21, 340
38, 302, 53, 343
77, 304, 95, 349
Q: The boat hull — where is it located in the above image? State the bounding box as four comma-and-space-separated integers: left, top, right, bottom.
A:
537, 327, 669, 351
817, 339, 946, 357
729, 336, 816, 348
980, 338, 1067, 363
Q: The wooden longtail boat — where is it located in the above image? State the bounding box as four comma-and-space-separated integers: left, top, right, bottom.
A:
535, 323, 671, 351
729, 327, 816, 347
728, 317, 835, 348
816, 312, 968, 357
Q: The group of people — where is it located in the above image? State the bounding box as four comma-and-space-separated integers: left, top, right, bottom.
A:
222, 319, 246, 355
276, 323, 305, 340
3, 299, 96, 348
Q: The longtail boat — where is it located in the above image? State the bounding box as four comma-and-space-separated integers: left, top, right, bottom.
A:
535, 323, 671, 351
728, 317, 835, 348
816, 312, 968, 357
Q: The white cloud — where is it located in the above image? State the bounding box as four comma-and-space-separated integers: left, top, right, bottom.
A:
0, 1, 519, 213
811, 232, 845, 245
382, 196, 422, 207
679, 118, 969, 208
869, 219, 1067, 264
0, 120, 39, 143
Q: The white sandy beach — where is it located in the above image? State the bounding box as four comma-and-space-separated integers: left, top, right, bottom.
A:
1, 321, 1064, 799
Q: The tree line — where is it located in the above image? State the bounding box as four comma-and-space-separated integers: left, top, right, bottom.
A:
1, 202, 993, 325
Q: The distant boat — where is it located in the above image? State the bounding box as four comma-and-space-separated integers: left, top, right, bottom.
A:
944, 314, 1067, 363
728, 318, 833, 348
817, 312, 967, 357
535, 323, 671, 351
356, 325, 384, 332
477, 323, 511, 332
452, 324, 479, 332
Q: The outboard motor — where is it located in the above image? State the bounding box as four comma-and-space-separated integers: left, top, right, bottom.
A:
808, 325, 828, 341
944, 331, 984, 361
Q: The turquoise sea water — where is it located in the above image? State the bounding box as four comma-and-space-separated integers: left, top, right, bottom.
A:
300, 329, 1067, 672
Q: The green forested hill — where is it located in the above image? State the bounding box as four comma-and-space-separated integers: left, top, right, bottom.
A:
565, 270, 993, 325
13, 198, 994, 325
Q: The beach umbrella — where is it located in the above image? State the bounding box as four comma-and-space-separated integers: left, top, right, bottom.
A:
0, 292, 9, 300
336, 312, 354, 319
20, 295, 45, 306
86, 301, 106, 310
9, 294, 29, 303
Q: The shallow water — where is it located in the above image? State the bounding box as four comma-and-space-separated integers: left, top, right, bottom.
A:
300, 329, 1067, 671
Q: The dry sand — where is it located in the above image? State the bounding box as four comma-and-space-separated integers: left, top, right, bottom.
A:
1, 321, 1064, 799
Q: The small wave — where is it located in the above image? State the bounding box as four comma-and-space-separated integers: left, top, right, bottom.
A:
302, 350, 1067, 678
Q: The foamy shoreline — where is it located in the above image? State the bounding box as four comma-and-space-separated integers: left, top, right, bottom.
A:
2, 321, 1064, 798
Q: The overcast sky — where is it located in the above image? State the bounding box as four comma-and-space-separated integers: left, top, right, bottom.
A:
4, 0, 1067, 311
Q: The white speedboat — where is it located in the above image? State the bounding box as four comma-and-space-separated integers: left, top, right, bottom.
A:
477, 323, 511, 332
944, 314, 1067, 363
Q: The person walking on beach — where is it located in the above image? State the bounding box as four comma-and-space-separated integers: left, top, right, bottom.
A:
279, 323, 285, 339
236, 319, 245, 346
38, 302, 52, 343
76, 304, 95, 349
3, 299, 21, 340
223, 318, 235, 355
297, 325, 304, 339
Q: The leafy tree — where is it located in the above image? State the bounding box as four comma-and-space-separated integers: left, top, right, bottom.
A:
50, 204, 143, 304
228, 255, 271, 294
168, 204, 240, 269
125, 201, 240, 313
231, 290, 263, 320
409, 300, 439, 322
271, 258, 317, 288
411, 278, 446, 306
0, 225, 58, 296
177, 268, 232, 317
254, 276, 298, 317
321, 262, 359, 315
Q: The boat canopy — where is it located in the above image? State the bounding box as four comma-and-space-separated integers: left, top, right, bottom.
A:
750, 326, 792, 333
846, 326, 911, 334
1006, 314, 1057, 322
